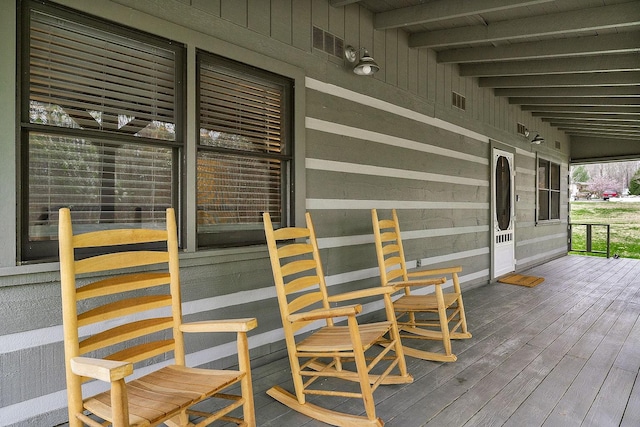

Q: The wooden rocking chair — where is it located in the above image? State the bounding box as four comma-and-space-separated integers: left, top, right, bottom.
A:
58, 207, 257, 427
371, 209, 471, 362
263, 212, 413, 426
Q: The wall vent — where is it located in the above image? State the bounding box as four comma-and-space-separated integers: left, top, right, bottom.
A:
452, 91, 466, 110
312, 27, 324, 50
517, 122, 527, 136
556, 141, 561, 150
312, 26, 344, 59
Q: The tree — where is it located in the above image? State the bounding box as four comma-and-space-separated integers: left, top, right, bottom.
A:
587, 175, 620, 197
571, 165, 589, 183
583, 160, 640, 192
630, 169, 640, 195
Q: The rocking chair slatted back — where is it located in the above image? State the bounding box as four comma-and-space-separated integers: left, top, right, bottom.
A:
264, 217, 332, 327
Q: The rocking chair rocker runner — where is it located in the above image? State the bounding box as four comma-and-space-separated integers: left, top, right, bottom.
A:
263, 212, 413, 426
371, 209, 471, 363
59, 207, 257, 427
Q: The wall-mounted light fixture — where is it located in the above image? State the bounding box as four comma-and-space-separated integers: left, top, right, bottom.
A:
531, 133, 544, 144
524, 129, 544, 144
344, 45, 380, 76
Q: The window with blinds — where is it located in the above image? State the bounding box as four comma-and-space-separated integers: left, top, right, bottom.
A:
197, 52, 293, 248
21, 1, 184, 261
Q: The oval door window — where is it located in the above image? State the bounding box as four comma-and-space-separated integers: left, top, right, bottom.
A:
495, 155, 511, 231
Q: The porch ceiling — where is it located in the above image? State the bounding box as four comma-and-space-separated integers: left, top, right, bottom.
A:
334, 0, 640, 163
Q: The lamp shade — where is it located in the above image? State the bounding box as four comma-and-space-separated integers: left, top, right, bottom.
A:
353, 49, 379, 76
531, 134, 544, 144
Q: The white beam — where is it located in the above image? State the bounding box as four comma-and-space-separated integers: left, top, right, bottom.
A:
410, 2, 640, 48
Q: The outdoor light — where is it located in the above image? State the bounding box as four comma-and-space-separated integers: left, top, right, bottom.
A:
531, 133, 545, 144
524, 128, 544, 144
344, 45, 380, 76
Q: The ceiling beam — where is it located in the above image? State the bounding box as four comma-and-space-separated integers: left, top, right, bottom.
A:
459, 53, 640, 77
558, 129, 640, 137
548, 119, 640, 128
374, 0, 553, 30
571, 136, 640, 162
438, 31, 640, 63
522, 105, 640, 113
479, 72, 640, 88
511, 97, 640, 105
568, 130, 640, 139
330, 0, 361, 7
533, 112, 640, 121
495, 87, 640, 97
409, 2, 640, 48
561, 128, 640, 137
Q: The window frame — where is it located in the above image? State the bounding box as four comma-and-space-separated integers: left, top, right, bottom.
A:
195, 50, 294, 249
18, 0, 186, 262
537, 157, 561, 223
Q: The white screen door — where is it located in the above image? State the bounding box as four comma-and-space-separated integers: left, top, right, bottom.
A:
492, 148, 515, 278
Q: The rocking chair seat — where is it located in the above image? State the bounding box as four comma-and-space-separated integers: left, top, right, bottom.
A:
297, 322, 394, 352
394, 293, 460, 312
83, 365, 246, 426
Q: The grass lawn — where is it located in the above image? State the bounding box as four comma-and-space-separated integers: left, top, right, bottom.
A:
570, 200, 640, 259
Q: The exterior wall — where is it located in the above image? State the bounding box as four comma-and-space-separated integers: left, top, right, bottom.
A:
0, 0, 570, 425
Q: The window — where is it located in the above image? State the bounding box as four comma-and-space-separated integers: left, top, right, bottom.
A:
20, 1, 184, 261
538, 158, 561, 222
196, 52, 293, 248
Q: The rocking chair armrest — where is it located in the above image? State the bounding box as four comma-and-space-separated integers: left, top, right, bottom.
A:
70, 357, 133, 383
390, 277, 446, 289
407, 265, 462, 278
327, 286, 395, 303
180, 318, 258, 333
288, 305, 362, 322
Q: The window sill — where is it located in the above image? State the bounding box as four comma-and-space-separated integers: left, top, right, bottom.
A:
536, 219, 563, 226
1, 244, 269, 287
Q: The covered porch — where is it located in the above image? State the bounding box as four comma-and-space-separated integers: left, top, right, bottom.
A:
246, 254, 640, 426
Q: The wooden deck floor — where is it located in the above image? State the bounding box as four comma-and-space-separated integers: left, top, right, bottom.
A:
245, 255, 640, 426
58, 254, 640, 426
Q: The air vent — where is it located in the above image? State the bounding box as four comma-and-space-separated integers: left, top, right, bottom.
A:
517, 123, 527, 136
556, 141, 561, 150
312, 27, 324, 50
312, 26, 344, 58
452, 91, 466, 110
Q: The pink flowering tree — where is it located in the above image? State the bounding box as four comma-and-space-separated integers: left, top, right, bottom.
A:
587, 175, 620, 197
